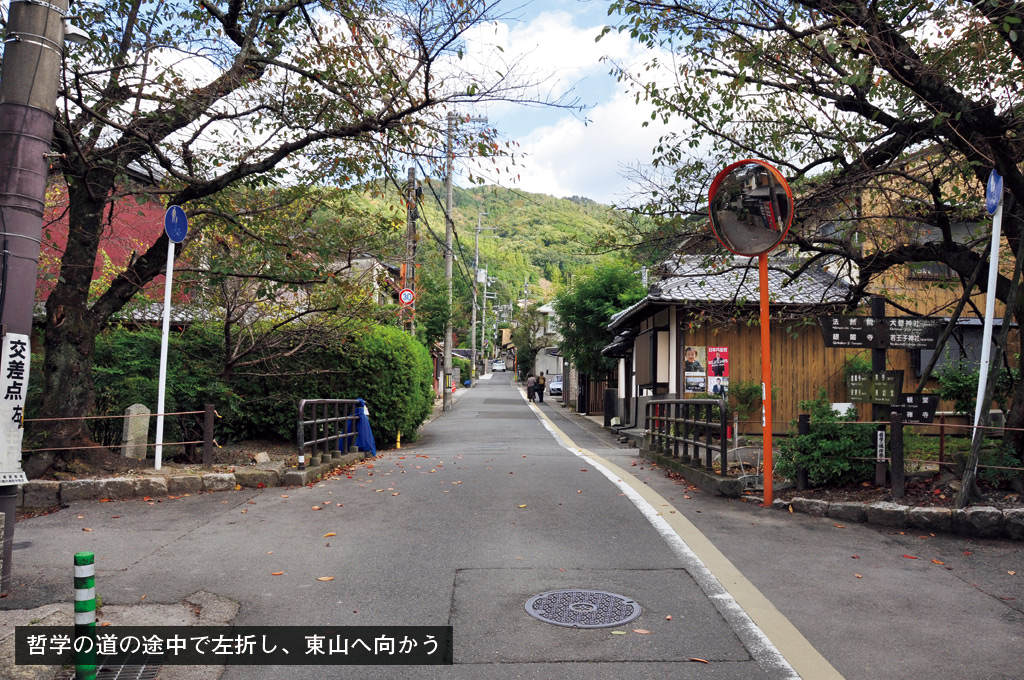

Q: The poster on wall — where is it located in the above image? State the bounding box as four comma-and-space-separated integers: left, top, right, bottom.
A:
707, 346, 729, 397
684, 345, 706, 394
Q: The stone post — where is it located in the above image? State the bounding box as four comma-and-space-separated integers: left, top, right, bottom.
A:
121, 404, 151, 460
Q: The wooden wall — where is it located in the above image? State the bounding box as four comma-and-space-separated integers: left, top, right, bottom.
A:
678, 314, 938, 435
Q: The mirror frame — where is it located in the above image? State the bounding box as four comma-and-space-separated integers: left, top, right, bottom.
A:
707, 159, 794, 256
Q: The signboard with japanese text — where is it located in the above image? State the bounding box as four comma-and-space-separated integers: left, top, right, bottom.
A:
707, 346, 729, 397
820, 315, 944, 350
847, 372, 871, 403
0, 332, 30, 484
898, 393, 939, 424
871, 371, 903, 405
847, 371, 904, 405
885, 317, 944, 350
818, 316, 885, 348
684, 345, 706, 394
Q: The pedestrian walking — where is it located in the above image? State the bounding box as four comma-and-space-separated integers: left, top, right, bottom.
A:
526, 373, 537, 401
536, 372, 546, 403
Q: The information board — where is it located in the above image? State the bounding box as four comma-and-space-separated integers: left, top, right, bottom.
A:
897, 393, 939, 424
847, 370, 904, 405
818, 316, 886, 348
885, 317, 944, 350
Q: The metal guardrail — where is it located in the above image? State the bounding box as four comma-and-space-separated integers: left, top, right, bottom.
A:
296, 399, 361, 470
645, 398, 729, 476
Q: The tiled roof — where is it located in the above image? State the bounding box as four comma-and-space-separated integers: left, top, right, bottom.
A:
609, 254, 850, 331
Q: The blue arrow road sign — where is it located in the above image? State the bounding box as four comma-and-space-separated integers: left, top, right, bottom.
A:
986, 169, 1003, 216
165, 205, 189, 243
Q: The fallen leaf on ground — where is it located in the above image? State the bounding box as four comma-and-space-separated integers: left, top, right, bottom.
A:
788, 506, 794, 513
111, 515, 121, 519
833, 524, 845, 529
611, 631, 627, 635
312, 506, 322, 511
855, 574, 863, 578
271, 571, 284, 576
518, 504, 527, 508
666, 615, 673, 620
633, 629, 651, 634
690, 658, 709, 664
234, 484, 242, 491
902, 554, 918, 559
324, 532, 336, 537
99, 498, 111, 503
101, 622, 111, 627
316, 577, 335, 582
1009, 571, 1017, 576
931, 559, 944, 565
281, 495, 289, 498
82, 528, 93, 532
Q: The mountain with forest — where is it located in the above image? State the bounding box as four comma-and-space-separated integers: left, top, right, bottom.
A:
411, 183, 631, 297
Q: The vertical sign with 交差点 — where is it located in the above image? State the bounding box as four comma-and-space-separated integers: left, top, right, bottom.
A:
0, 332, 30, 484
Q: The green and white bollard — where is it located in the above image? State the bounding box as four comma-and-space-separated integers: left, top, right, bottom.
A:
74, 551, 97, 680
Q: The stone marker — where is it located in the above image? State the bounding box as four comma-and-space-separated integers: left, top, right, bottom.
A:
121, 403, 151, 460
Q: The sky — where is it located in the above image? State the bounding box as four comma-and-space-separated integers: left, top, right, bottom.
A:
459, 0, 674, 206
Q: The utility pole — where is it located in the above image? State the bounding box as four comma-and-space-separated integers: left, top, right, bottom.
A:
471, 212, 493, 379
0, 0, 74, 594
442, 111, 485, 410
403, 167, 418, 335
443, 113, 455, 410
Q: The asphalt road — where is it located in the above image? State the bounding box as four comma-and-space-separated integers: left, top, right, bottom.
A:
3, 372, 1023, 679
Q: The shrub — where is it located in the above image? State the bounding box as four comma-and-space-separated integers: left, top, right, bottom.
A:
776, 388, 875, 485
76, 323, 432, 455
227, 325, 433, 448
90, 325, 232, 455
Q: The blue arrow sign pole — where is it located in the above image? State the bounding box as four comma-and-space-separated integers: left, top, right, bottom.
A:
155, 207, 188, 471
972, 170, 1004, 451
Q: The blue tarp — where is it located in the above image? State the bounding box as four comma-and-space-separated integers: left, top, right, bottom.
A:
355, 398, 377, 457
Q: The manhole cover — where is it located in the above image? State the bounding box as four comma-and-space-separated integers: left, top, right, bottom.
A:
525, 589, 641, 629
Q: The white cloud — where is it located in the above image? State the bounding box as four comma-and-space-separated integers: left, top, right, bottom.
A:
461, 9, 676, 205
508, 85, 673, 205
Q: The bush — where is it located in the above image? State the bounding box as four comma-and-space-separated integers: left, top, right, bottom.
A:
72, 323, 432, 456
91, 325, 232, 456
776, 388, 875, 486
227, 325, 433, 449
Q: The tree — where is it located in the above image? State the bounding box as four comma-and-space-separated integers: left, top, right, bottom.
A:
178, 186, 405, 380
24, 0, 541, 463
510, 303, 545, 380
602, 0, 1024, 455
554, 264, 645, 377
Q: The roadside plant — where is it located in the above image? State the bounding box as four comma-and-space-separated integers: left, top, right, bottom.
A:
776, 389, 875, 486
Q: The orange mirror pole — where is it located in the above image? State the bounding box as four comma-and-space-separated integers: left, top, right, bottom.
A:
759, 252, 773, 506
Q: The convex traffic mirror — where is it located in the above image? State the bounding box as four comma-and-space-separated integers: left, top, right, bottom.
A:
707, 159, 793, 256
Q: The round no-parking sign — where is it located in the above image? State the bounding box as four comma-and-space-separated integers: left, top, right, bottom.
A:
399, 288, 415, 306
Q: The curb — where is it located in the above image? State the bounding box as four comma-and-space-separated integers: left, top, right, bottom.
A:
618, 428, 1023, 542
773, 497, 1024, 540
16, 451, 369, 510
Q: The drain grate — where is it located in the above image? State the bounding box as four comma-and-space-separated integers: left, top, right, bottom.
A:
525, 589, 641, 629
57, 662, 160, 680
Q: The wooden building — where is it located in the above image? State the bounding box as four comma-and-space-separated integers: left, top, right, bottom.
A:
604, 253, 858, 434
